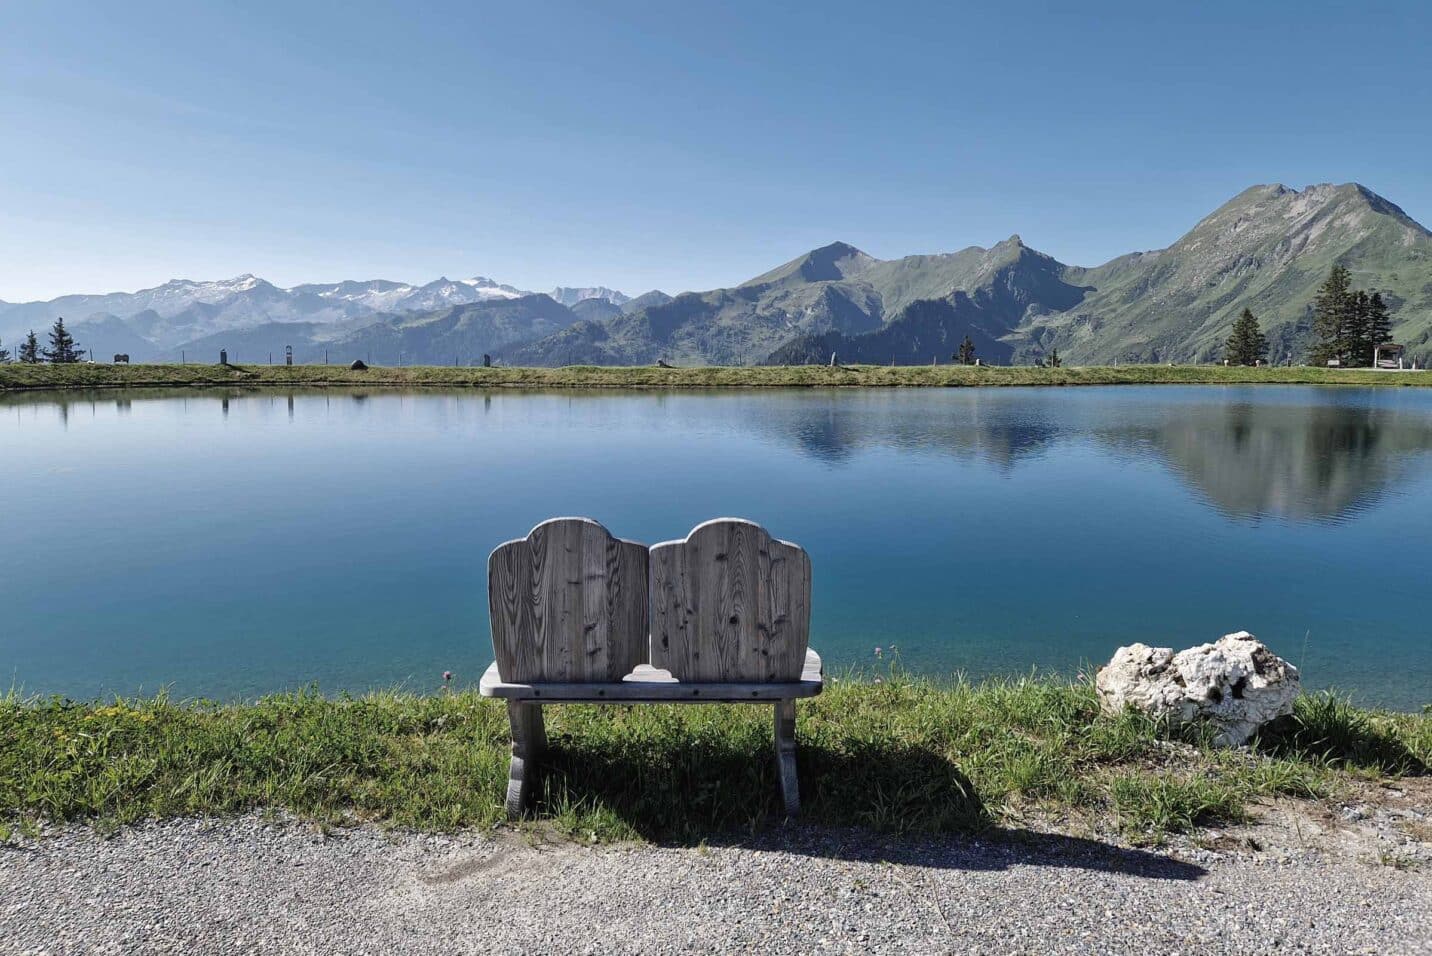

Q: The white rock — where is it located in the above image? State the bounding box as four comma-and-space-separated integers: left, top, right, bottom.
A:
1096, 631, 1301, 746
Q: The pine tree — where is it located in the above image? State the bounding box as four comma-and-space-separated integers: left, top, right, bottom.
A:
1309, 265, 1354, 365
1347, 290, 1373, 367
1047, 348, 1062, 368
0, 337, 9, 363
956, 335, 976, 365
19, 330, 40, 364
1224, 308, 1269, 366
41, 317, 84, 363
1367, 291, 1393, 360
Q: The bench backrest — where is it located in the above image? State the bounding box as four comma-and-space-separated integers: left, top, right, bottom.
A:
649, 519, 812, 682
487, 518, 649, 683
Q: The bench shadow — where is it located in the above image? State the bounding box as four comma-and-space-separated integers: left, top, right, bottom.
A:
535, 738, 1205, 881
706, 826, 1207, 881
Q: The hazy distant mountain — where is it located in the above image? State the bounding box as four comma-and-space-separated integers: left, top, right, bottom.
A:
0, 272, 605, 363
0, 273, 534, 347
549, 286, 630, 308
321, 295, 578, 366
569, 297, 625, 322
621, 290, 673, 314
152, 321, 353, 365
510, 183, 1432, 368
291, 276, 526, 315
69, 315, 163, 362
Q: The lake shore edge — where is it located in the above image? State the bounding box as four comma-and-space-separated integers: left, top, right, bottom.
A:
4, 362, 1432, 393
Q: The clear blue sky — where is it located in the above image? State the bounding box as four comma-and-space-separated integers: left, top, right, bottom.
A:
3, 0, 1430, 302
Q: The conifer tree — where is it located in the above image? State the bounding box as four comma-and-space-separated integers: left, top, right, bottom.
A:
955, 335, 976, 365
1309, 265, 1354, 365
1347, 290, 1373, 366
1224, 308, 1269, 366
1047, 347, 1062, 368
18, 330, 40, 364
0, 337, 9, 363
41, 317, 84, 363
1367, 292, 1393, 359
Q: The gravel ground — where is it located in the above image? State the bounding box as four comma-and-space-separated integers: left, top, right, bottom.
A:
1, 815, 1429, 955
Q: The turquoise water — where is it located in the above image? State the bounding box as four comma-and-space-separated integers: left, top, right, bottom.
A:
2, 385, 1430, 709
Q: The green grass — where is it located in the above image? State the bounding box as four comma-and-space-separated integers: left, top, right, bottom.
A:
2, 361, 1431, 393
2, 675, 1425, 843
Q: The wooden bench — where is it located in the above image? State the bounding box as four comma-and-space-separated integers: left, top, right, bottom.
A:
480, 517, 823, 817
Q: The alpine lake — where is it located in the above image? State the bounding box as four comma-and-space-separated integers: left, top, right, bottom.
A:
3, 384, 1430, 710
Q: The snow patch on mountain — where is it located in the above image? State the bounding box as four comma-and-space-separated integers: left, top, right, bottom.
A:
549, 286, 630, 307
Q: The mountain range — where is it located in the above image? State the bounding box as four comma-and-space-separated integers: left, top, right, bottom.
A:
3, 183, 1428, 367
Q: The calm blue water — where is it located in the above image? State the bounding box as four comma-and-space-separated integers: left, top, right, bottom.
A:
2, 385, 1430, 709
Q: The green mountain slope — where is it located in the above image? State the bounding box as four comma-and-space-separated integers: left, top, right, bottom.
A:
503, 182, 1432, 368
766, 241, 1090, 365
507, 239, 1070, 366
1021, 183, 1432, 364
508, 243, 887, 366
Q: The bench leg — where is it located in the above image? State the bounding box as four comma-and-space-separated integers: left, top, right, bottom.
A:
773, 698, 800, 817
505, 701, 546, 818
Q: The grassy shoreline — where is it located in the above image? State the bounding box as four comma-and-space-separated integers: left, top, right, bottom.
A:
2, 362, 1430, 393
3, 676, 1426, 844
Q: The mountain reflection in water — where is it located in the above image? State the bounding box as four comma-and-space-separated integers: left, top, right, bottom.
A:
738, 387, 1432, 522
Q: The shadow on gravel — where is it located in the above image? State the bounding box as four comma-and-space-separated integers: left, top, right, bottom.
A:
713, 827, 1207, 882
538, 738, 1204, 880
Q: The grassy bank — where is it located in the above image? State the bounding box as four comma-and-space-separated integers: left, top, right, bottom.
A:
2, 362, 1430, 393
2, 676, 1426, 843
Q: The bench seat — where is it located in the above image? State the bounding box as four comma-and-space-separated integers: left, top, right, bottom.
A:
479, 649, 823, 702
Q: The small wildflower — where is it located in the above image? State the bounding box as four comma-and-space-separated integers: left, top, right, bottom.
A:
874, 646, 883, 658
443, 671, 452, 682
874, 677, 884, 684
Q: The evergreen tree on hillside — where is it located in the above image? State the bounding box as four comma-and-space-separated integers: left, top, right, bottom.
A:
1047, 347, 1062, 368
0, 337, 9, 363
1367, 291, 1393, 357
19, 330, 40, 364
955, 336, 977, 365
41, 317, 84, 364
1309, 265, 1354, 365
1224, 308, 1269, 366
1347, 290, 1373, 367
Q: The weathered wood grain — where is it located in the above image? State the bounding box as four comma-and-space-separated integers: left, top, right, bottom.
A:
649, 519, 811, 682
773, 698, 800, 816
487, 518, 648, 683
504, 700, 546, 817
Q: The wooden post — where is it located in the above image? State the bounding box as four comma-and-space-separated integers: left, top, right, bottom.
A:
504, 701, 547, 818
774, 699, 800, 816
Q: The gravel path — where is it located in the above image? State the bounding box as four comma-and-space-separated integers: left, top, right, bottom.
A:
2, 815, 1428, 955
